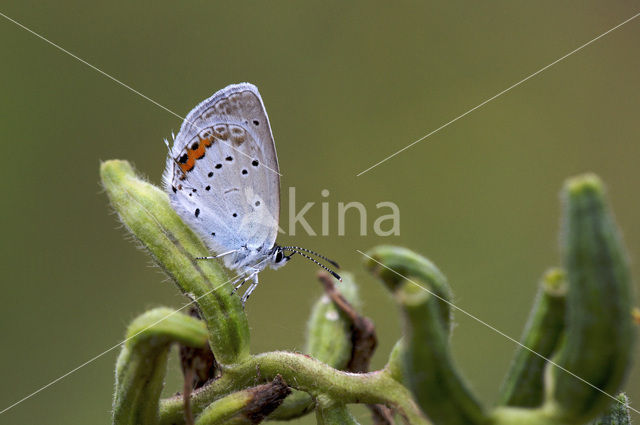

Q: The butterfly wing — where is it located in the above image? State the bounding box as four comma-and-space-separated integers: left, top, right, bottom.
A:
163, 83, 281, 261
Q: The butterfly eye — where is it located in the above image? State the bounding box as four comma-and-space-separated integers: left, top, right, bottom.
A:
275, 251, 283, 263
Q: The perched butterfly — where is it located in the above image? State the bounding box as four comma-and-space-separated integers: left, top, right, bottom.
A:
163, 83, 340, 304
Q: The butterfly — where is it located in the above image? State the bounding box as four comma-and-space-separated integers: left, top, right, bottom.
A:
163, 83, 340, 305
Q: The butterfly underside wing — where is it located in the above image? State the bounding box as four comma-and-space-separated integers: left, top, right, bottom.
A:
162, 83, 281, 270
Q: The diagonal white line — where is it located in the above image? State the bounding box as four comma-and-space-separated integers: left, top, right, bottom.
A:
356, 11, 640, 176
357, 250, 639, 415
0, 273, 242, 415
0, 10, 282, 177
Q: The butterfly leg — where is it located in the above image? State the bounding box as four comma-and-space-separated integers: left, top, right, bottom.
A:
241, 273, 260, 306
232, 275, 248, 294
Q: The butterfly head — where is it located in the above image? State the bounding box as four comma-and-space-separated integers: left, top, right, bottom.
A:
269, 246, 292, 270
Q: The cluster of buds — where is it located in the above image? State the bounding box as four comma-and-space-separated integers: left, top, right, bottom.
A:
102, 160, 635, 425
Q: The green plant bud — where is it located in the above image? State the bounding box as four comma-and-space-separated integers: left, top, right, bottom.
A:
306, 272, 360, 367
113, 308, 208, 425
385, 339, 406, 384
100, 160, 250, 365
589, 393, 632, 425
270, 273, 361, 420
498, 268, 567, 407
363, 245, 452, 333
549, 174, 635, 422
315, 396, 360, 425
194, 375, 290, 425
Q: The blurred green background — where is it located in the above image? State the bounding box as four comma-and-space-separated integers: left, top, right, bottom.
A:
1, 1, 639, 424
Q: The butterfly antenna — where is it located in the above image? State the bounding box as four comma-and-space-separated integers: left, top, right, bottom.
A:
280, 246, 340, 268
286, 249, 342, 281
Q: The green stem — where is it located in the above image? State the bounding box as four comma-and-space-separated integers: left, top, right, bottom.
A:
497, 269, 567, 407
269, 272, 363, 420
113, 308, 209, 425
159, 352, 428, 425
101, 160, 250, 365
364, 246, 485, 425
364, 246, 452, 332
398, 282, 486, 425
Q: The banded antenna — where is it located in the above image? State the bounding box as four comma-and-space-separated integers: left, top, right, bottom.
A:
284, 248, 342, 282
280, 246, 340, 268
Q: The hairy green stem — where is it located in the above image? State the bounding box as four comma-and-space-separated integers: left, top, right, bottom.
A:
101, 160, 250, 365
364, 246, 452, 332
399, 282, 486, 425
364, 246, 485, 425
159, 351, 428, 425
270, 273, 360, 420
113, 308, 209, 425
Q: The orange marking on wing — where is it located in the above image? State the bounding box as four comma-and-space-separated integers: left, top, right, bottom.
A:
193, 142, 207, 159
179, 136, 214, 172
180, 155, 195, 172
